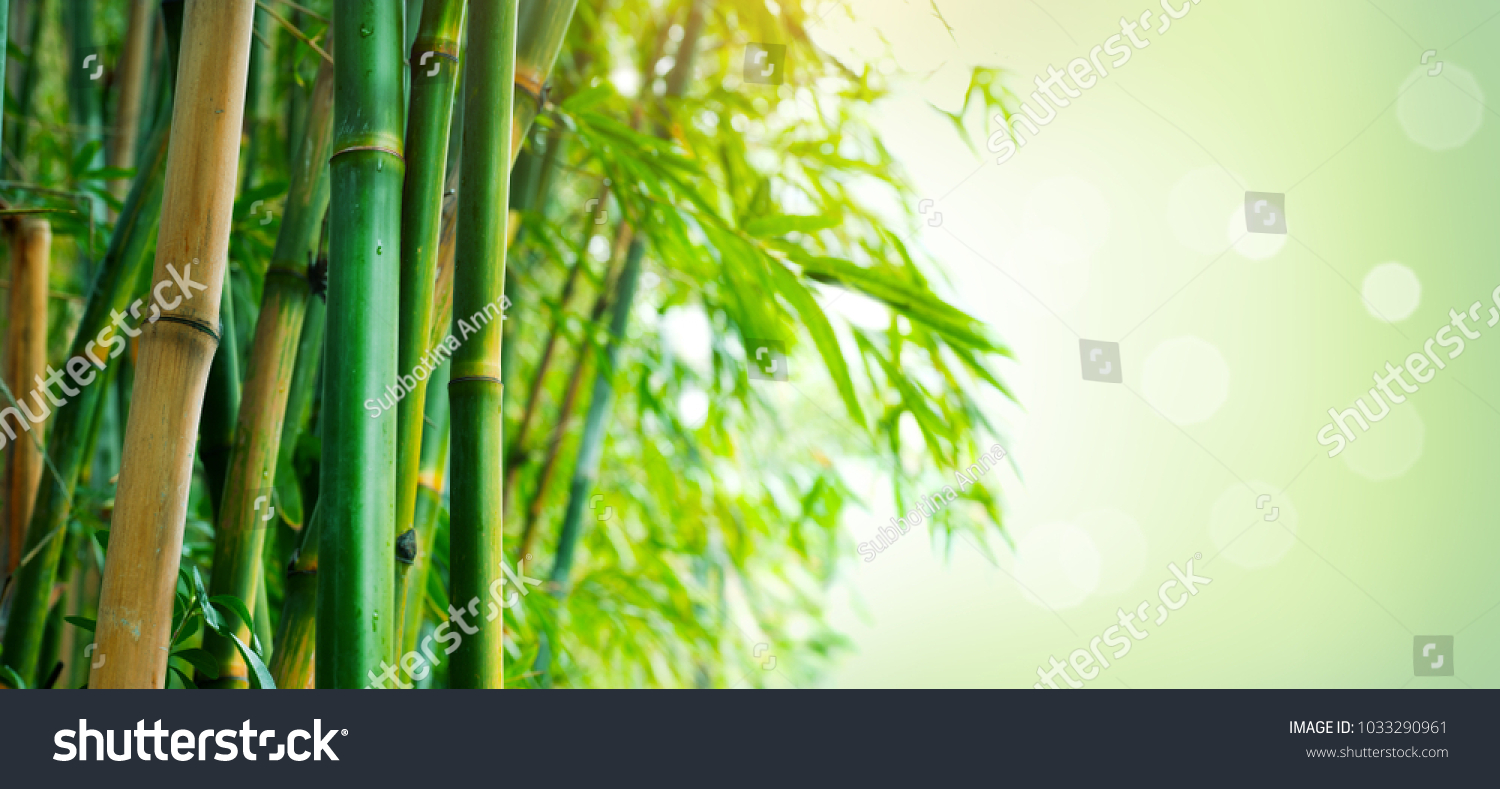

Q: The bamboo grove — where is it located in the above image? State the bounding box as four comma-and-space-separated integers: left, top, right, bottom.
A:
0, 0, 1013, 690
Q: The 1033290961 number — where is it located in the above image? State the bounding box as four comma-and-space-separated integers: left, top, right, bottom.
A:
1358, 721, 1446, 734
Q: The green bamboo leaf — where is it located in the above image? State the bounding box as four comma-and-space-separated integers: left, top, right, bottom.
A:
782, 246, 997, 352
80, 166, 137, 181
63, 616, 96, 633
190, 567, 225, 632
69, 139, 104, 178
273, 454, 305, 528
744, 213, 841, 238
171, 648, 220, 680
0, 665, 28, 689
209, 595, 264, 656
93, 529, 109, 552
560, 83, 613, 112
168, 665, 198, 690
767, 258, 864, 425
227, 633, 276, 689
172, 615, 200, 647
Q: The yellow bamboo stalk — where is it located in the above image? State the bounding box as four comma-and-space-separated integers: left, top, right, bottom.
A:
3, 217, 49, 576
90, 0, 256, 689
108, 1, 155, 206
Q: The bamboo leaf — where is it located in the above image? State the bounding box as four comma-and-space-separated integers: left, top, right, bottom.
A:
273, 454, 306, 528
69, 139, 104, 178
209, 595, 264, 656
191, 568, 225, 632
172, 615, 201, 647
168, 665, 198, 690
0, 665, 28, 689
63, 616, 96, 633
767, 258, 864, 425
171, 648, 220, 680
744, 213, 841, 238
227, 633, 277, 689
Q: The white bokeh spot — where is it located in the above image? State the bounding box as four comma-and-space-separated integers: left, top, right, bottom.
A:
1398, 63, 1484, 152
1361, 262, 1421, 322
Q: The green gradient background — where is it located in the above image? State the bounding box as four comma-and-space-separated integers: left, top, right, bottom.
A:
812, 0, 1500, 688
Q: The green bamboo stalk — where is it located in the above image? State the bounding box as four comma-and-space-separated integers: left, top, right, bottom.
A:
280, 277, 326, 466
318, 0, 405, 690
201, 54, 335, 689
511, 0, 578, 162
447, 0, 517, 690
0, 1, 9, 186
7, 0, 46, 180
200, 274, 240, 520
392, 0, 464, 648
400, 357, 450, 657
0, 115, 172, 684
534, 0, 706, 683
269, 499, 320, 689
66, 0, 107, 241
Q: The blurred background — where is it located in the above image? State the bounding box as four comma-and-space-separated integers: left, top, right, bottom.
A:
819, 0, 1500, 688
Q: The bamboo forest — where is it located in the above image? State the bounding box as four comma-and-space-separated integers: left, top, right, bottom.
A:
0, 0, 1008, 690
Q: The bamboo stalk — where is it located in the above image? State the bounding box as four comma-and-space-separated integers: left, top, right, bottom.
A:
90, 0, 257, 689
108, 1, 155, 205
447, 0, 517, 690
0, 116, 172, 684
3, 217, 48, 577
7, 0, 44, 180
66, 0, 106, 239
511, 0, 578, 162
0, 1, 9, 184
400, 357, 450, 657
200, 54, 334, 689
269, 499, 319, 689
279, 273, 326, 467
318, 0, 405, 689
239, 4, 278, 192
200, 274, 240, 520
392, 0, 464, 648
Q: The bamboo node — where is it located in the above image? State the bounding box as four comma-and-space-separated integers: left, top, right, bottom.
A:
330, 145, 405, 163
148, 315, 221, 345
